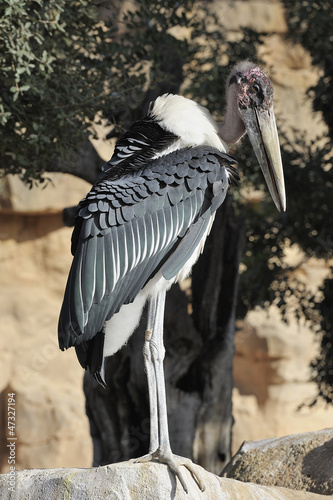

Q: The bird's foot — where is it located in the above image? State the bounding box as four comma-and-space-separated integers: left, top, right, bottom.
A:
132, 449, 205, 493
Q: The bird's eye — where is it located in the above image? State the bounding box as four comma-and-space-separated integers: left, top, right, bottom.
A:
252, 83, 260, 93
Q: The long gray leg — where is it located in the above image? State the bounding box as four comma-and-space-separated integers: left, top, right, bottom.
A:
148, 291, 172, 453
142, 297, 158, 453
135, 291, 205, 493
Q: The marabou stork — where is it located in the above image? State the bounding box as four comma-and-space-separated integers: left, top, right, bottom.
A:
58, 61, 285, 492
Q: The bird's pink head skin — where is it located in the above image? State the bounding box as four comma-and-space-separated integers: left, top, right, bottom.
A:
228, 62, 274, 112
220, 61, 286, 212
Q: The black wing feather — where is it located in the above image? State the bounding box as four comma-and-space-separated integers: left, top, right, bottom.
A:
103, 118, 178, 178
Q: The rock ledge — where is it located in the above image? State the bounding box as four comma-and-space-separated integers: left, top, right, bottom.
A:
0, 460, 328, 500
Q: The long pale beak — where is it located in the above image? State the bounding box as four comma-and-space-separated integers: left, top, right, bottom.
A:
240, 105, 286, 212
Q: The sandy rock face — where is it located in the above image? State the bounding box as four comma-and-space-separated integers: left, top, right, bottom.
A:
232, 303, 333, 453
0, 177, 93, 473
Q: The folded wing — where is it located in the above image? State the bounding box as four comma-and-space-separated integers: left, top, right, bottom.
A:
58, 146, 237, 353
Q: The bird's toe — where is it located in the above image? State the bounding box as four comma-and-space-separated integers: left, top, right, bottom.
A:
172, 454, 205, 492
133, 448, 205, 493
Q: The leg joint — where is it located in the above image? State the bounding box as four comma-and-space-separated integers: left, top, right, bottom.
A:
145, 329, 152, 342
150, 340, 165, 363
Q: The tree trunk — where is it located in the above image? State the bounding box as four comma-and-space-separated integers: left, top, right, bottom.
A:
83, 195, 245, 474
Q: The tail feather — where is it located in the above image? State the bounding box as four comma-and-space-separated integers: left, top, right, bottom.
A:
75, 329, 107, 388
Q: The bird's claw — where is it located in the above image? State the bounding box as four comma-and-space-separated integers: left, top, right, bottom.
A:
132, 450, 205, 493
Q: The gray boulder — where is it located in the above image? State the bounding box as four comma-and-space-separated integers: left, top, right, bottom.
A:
222, 428, 333, 496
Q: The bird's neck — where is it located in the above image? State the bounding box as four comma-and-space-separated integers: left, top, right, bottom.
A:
218, 84, 246, 146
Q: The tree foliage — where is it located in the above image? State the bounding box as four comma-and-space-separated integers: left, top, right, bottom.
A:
1, 0, 111, 183
0, 0, 220, 184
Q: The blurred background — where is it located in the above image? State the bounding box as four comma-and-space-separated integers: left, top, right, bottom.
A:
1, 0, 333, 473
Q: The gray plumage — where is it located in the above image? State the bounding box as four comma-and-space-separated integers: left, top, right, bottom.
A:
58, 146, 238, 372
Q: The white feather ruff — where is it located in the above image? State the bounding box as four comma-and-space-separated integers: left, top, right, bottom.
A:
151, 94, 227, 152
